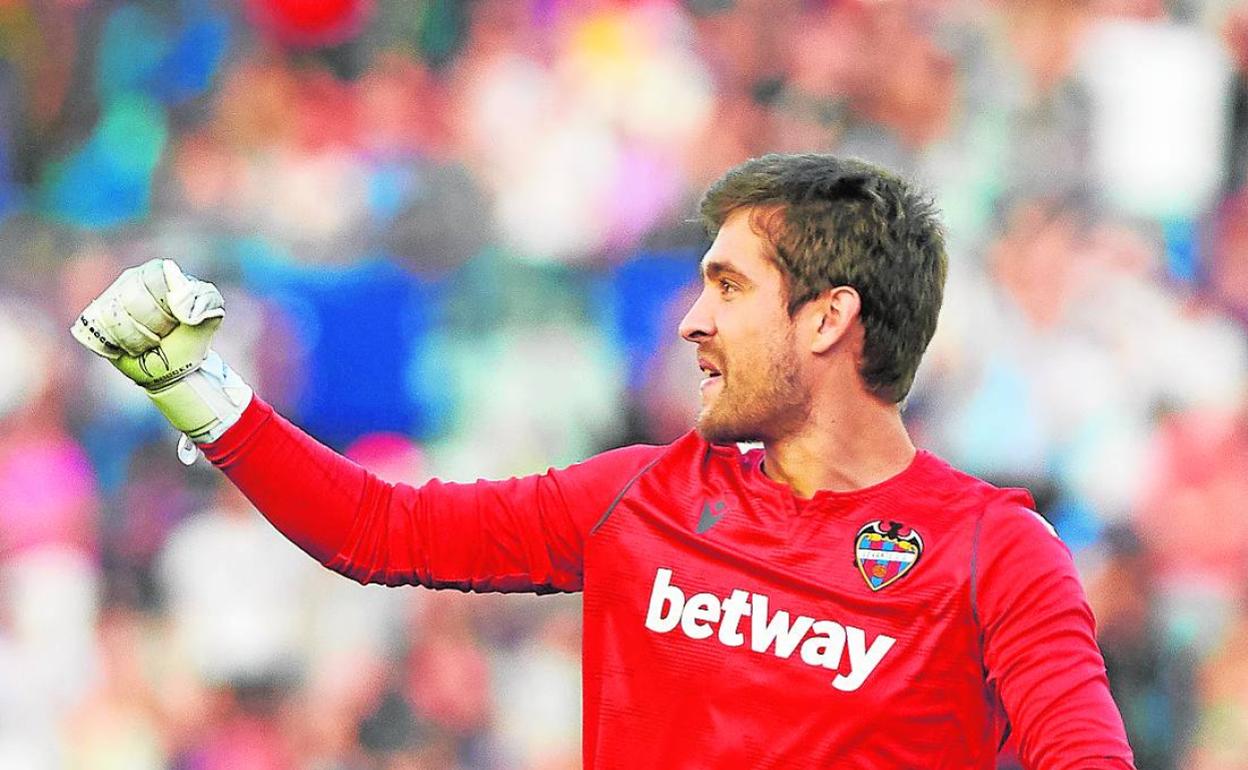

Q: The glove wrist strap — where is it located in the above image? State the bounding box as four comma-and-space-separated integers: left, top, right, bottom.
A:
147, 350, 252, 445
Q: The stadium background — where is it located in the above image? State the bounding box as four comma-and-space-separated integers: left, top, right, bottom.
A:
0, 0, 1246, 768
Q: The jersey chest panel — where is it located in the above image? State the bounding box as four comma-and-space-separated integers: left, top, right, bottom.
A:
579, 454, 998, 768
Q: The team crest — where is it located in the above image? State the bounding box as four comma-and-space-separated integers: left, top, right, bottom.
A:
854, 520, 923, 592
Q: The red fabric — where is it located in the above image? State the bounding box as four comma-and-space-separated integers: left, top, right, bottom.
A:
203, 397, 1135, 769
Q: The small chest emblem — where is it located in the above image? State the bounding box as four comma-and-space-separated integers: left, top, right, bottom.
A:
855, 520, 923, 592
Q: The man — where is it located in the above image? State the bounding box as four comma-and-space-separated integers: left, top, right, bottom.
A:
73, 154, 1135, 768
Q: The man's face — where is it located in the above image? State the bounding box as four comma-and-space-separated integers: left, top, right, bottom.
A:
678, 209, 810, 444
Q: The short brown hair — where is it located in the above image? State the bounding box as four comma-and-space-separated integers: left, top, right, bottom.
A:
698, 153, 947, 403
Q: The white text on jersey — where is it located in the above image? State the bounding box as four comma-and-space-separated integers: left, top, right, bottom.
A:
644, 568, 896, 692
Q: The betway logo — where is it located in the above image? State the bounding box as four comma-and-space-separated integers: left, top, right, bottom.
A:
644, 568, 896, 692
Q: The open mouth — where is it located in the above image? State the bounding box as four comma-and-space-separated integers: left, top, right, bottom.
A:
698, 358, 723, 391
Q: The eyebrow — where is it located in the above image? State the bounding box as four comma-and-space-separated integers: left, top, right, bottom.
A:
700, 260, 751, 284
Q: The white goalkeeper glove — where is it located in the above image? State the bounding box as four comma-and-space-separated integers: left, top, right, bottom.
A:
71, 259, 253, 453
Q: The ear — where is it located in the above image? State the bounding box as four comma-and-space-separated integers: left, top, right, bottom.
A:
809, 286, 861, 355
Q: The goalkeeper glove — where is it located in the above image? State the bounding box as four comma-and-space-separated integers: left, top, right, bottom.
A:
71, 259, 252, 452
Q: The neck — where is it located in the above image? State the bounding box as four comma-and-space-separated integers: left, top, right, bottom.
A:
761, 394, 915, 499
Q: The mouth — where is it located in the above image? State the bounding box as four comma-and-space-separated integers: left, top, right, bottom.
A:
698, 357, 723, 393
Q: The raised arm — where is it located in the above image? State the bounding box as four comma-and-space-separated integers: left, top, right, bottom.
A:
71, 258, 662, 594
203, 395, 660, 592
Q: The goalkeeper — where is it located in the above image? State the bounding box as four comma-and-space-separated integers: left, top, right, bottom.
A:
73, 154, 1134, 769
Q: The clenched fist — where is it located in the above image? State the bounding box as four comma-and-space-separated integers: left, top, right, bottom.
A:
72, 259, 251, 445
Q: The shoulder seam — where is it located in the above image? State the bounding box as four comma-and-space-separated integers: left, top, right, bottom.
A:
589, 453, 665, 535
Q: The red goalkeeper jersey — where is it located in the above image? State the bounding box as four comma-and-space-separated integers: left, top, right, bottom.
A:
203, 397, 1134, 769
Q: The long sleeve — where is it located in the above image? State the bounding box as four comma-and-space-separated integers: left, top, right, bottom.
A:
201, 396, 663, 593
974, 502, 1136, 769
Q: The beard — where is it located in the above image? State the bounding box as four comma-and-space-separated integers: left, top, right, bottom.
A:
695, 329, 810, 445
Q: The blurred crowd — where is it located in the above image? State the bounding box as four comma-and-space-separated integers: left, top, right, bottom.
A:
1, 0, 1247, 768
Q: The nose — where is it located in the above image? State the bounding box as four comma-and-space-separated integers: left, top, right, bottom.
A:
678, 287, 715, 343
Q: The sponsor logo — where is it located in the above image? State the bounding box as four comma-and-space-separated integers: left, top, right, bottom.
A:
854, 520, 923, 592
643, 568, 896, 692
695, 500, 727, 534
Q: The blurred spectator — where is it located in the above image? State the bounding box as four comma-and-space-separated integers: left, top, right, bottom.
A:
157, 477, 316, 685
63, 604, 168, 770
1078, 10, 1231, 224
1087, 525, 1196, 770
1135, 404, 1248, 639
1184, 607, 1248, 770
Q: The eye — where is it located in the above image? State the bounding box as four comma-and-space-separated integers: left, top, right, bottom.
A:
718, 278, 738, 296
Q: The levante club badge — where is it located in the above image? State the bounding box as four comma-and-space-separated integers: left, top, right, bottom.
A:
855, 520, 923, 591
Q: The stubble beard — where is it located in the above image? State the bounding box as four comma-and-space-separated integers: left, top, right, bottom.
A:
695, 331, 810, 445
